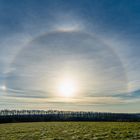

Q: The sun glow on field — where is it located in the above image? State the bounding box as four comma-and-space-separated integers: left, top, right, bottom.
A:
58, 78, 77, 98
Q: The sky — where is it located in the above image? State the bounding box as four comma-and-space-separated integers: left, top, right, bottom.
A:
0, 0, 140, 112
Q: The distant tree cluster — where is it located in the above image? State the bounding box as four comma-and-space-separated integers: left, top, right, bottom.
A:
0, 110, 140, 123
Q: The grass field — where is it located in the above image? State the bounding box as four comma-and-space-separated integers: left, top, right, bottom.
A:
0, 122, 140, 140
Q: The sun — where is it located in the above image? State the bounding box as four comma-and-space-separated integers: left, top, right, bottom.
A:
58, 78, 77, 98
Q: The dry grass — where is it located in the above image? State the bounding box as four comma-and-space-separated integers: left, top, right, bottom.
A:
0, 122, 140, 140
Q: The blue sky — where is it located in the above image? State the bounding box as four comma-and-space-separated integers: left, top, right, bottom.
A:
0, 0, 140, 112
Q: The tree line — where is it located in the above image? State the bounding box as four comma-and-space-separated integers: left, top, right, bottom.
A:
0, 110, 140, 123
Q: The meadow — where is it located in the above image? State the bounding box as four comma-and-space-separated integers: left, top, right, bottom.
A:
0, 122, 140, 140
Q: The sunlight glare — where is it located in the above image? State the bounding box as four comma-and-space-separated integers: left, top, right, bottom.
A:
58, 78, 77, 98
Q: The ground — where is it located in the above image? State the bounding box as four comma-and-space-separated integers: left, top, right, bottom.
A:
0, 122, 140, 140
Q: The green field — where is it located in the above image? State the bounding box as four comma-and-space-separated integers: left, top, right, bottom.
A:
0, 122, 140, 140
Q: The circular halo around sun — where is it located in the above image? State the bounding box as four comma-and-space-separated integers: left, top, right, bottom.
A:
6, 31, 127, 98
